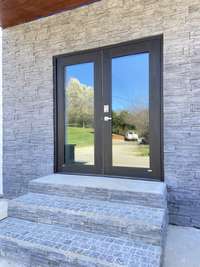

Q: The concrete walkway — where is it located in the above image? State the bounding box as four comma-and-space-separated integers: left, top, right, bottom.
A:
164, 225, 200, 267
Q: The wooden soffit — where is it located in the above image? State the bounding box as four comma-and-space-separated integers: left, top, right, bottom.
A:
0, 0, 99, 28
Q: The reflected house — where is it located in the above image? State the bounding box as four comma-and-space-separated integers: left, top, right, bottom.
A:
0, 1, 200, 266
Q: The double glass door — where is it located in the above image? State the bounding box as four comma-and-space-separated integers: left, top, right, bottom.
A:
55, 37, 162, 180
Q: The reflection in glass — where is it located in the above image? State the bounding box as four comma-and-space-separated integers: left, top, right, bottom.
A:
112, 53, 150, 168
65, 63, 94, 165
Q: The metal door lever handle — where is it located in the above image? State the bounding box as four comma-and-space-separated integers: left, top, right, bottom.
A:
104, 116, 112, 121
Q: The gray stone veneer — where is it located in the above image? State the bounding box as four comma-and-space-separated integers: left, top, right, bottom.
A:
2, 0, 200, 227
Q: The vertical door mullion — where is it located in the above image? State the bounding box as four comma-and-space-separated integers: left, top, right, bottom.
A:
94, 51, 103, 172
102, 50, 112, 173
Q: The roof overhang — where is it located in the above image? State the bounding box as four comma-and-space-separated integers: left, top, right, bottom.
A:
0, 0, 100, 28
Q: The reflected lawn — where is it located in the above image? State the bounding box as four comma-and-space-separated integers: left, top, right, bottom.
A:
67, 127, 94, 147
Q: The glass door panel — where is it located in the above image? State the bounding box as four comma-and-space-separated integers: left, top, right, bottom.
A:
111, 53, 150, 168
65, 63, 95, 166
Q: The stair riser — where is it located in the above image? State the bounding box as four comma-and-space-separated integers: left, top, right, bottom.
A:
0, 239, 108, 267
0, 216, 163, 267
8, 205, 166, 246
0, 238, 163, 267
29, 182, 167, 209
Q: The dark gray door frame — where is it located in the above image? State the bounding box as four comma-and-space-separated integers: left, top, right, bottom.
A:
53, 35, 163, 181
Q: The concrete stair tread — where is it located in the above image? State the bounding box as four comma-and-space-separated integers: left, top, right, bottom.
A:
9, 192, 165, 228
9, 193, 167, 245
0, 217, 162, 267
29, 174, 166, 208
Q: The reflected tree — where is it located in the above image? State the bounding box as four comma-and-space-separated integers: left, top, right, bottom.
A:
66, 78, 94, 128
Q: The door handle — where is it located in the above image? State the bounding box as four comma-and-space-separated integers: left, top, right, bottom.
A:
104, 116, 112, 122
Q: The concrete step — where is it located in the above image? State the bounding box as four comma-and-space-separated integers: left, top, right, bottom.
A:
0, 217, 162, 267
29, 174, 167, 208
8, 193, 167, 246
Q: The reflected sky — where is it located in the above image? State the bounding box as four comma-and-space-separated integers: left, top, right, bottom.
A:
65, 53, 149, 111
65, 63, 94, 87
112, 53, 149, 111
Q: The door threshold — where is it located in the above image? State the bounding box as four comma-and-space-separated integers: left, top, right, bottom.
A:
56, 171, 163, 182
